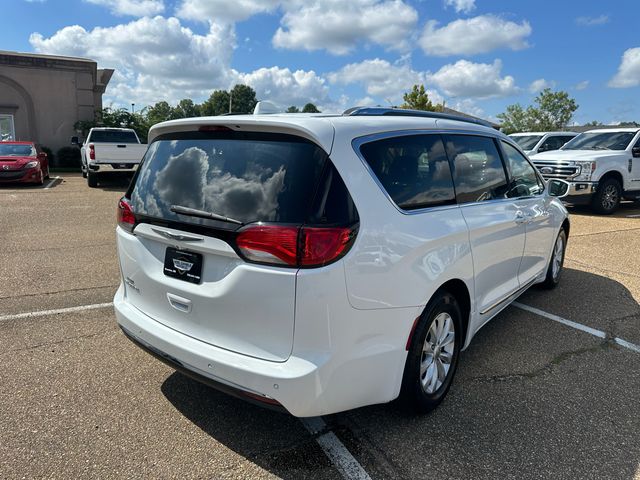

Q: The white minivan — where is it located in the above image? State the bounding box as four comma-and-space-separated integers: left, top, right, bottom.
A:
114, 107, 570, 417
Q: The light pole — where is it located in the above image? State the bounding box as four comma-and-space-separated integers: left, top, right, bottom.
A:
131, 103, 135, 114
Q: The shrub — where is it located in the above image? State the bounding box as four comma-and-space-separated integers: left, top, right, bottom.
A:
55, 146, 82, 169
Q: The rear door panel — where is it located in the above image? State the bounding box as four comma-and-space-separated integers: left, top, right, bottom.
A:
94, 144, 147, 163
118, 224, 296, 362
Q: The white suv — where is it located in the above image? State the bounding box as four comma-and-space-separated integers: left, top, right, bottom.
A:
509, 131, 577, 156
114, 107, 570, 417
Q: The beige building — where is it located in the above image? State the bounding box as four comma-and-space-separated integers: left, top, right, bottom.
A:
0, 50, 113, 151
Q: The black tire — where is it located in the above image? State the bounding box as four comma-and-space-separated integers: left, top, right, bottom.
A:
399, 291, 462, 413
540, 229, 567, 289
87, 171, 98, 188
591, 177, 622, 214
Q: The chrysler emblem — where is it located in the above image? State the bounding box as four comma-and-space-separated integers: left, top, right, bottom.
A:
173, 258, 194, 274
540, 167, 553, 175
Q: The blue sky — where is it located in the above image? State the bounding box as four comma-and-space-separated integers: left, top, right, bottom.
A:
3, 0, 640, 123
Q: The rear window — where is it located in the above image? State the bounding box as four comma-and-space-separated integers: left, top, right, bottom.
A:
359, 134, 456, 210
129, 131, 330, 229
89, 130, 139, 143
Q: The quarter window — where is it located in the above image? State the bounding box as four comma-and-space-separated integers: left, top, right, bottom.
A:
359, 134, 455, 210
443, 135, 508, 204
501, 141, 544, 198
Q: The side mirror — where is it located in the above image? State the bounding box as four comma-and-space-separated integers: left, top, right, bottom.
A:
632, 146, 640, 158
537, 145, 549, 153
38, 152, 47, 159
548, 179, 570, 198
71, 136, 80, 146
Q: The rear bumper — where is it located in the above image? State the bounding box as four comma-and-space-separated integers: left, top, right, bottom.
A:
119, 324, 288, 412
114, 285, 325, 416
114, 279, 414, 417
88, 162, 138, 172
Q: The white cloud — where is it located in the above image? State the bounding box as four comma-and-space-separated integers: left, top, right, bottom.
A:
328, 58, 443, 105
419, 15, 532, 56
85, 0, 165, 16
427, 59, 518, 98
444, 0, 475, 14
176, 0, 280, 22
238, 67, 330, 108
608, 47, 640, 88
449, 98, 484, 118
528, 78, 555, 93
273, 0, 418, 55
29, 16, 333, 110
30, 16, 236, 105
575, 80, 589, 90
576, 15, 609, 26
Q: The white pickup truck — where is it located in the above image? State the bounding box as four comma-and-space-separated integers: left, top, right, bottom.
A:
75, 127, 147, 188
531, 128, 640, 214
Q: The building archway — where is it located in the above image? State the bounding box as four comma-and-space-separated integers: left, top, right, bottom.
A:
0, 74, 38, 141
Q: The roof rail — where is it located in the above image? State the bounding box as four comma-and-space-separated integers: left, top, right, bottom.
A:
343, 107, 493, 128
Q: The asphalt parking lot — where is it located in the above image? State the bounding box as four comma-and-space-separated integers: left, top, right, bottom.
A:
1, 173, 639, 479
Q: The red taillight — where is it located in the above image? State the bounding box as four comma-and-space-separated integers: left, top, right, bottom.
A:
117, 197, 135, 233
236, 225, 299, 266
89, 143, 95, 160
300, 227, 354, 267
236, 224, 356, 268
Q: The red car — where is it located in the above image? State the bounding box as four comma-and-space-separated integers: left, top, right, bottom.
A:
0, 141, 50, 186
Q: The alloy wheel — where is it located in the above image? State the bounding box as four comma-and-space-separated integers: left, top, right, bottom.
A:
552, 235, 564, 280
602, 184, 619, 210
420, 312, 455, 394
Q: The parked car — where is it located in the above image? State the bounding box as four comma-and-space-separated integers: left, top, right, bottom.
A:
73, 127, 147, 188
531, 128, 640, 214
0, 141, 49, 186
113, 106, 570, 417
509, 131, 577, 156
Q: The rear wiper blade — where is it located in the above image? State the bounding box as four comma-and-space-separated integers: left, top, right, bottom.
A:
170, 205, 243, 225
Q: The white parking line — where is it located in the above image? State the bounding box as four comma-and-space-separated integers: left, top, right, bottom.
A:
301, 417, 372, 480
513, 302, 640, 353
44, 176, 61, 189
0, 302, 113, 322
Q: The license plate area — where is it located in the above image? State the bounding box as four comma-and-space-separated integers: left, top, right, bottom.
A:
163, 247, 203, 284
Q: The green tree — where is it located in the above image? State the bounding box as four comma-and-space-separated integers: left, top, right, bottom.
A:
400, 84, 443, 112
498, 89, 578, 133
286, 105, 301, 113
201, 90, 231, 116
174, 98, 200, 118
146, 101, 177, 126
496, 104, 530, 134
528, 88, 578, 131
302, 103, 320, 113
229, 84, 258, 114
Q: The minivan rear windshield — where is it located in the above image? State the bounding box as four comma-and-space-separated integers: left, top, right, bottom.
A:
90, 130, 139, 143
129, 131, 328, 229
